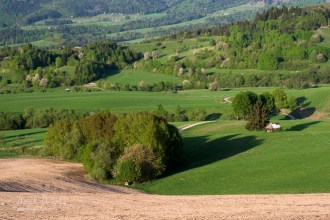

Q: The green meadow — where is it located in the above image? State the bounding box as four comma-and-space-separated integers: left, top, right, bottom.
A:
1, 86, 330, 117
102, 69, 183, 85
0, 128, 47, 158
136, 120, 330, 195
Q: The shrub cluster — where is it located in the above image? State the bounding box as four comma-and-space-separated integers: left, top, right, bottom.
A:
0, 108, 84, 130
154, 105, 209, 122
44, 112, 183, 183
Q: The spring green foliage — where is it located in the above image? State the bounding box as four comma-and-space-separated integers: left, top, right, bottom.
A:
2, 6, 330, 94
44, 112, 183, 182
115, 144, 164, 182
83, 142, 121, 181
0, 41, 138, 91
257, 53, 279, 70
273, 88, 297, 110
113, 112, 183, 168
232, 91, 258, 120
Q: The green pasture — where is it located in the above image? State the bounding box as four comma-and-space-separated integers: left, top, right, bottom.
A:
1, 128, 47, 149
136, 119, 330, 195
1, 86, 330, 117
0, 128, 47, 158
102, 69, 183, 85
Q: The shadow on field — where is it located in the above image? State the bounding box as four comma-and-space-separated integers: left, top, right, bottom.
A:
5, 130, 46, 139
5, 139, 42, 146
104, 68, 120, 77
205, 113, 222, 121
167, 134, 264, 175
285, 121, 321, 131
296, 96, 309, 107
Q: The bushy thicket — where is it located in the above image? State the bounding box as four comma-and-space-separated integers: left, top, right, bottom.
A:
232, 88, 296, 121
44, 112, 183, 183
0, 108, 84, 130
154, 105, 209, 122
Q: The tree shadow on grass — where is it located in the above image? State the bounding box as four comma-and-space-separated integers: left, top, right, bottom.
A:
5, 130, 46, 139
5, 139, 43, 146
285, 121, 321, 131
166, 134, 264, 176
296, 96, 309, 107
205, 113, 222, 121
103, 68, 120, 78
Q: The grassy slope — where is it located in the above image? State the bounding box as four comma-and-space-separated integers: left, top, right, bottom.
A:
1, 86, 330, 116
136, 120, 330, 195
2, 128, 47, 149
102, 69, 183, 85
0, 128, 47, 158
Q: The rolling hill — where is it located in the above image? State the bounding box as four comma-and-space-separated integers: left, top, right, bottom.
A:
0, 0, 326, 45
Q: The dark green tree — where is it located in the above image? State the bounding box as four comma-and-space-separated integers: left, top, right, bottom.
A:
245, 101, 270, 131
232, 91, 258, 120
259, 92, 276, 115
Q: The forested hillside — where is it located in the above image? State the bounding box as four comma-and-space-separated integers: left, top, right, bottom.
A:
0, 0, 326, 45
0, 0, 250, 26
2, 5, 330, 95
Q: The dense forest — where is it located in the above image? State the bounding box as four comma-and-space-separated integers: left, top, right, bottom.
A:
1, 0, 325, 45
0, 0, 253, 26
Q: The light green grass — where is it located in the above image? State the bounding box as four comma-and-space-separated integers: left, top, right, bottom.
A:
0, 90, 226, 114
1, 86, 330, 117
103, 69, 183, 85
58, 65, 76, 75
31, 40, 58, 48
1, 128, 47, 149
135, 119, 330, 195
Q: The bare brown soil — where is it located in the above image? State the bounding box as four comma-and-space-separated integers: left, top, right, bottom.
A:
1, 159, 330, 220
306, 111, 329, 120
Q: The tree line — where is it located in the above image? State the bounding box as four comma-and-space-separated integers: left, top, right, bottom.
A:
0, 108, 85, 130
0, 41, 139, 93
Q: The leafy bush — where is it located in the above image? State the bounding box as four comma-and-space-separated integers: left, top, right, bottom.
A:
114, 144, 164, 183
83, 142, 121, 181
0, 112, 24, 130
114, 159, 141, 183
44, 120, 82, 159
187, 108, 208, 121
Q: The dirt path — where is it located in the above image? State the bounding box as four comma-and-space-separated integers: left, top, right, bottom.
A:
223, 97, 232, 103
179, 121, 215, 132
1, 159, 330, 220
